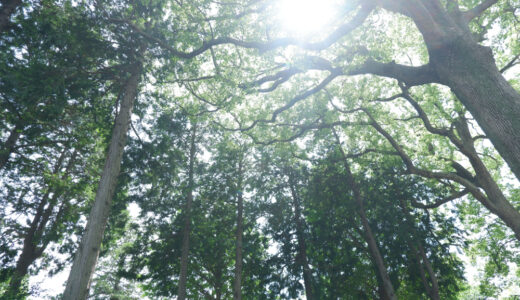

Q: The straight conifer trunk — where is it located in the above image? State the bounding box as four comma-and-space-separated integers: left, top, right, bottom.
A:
288, 174, 314, 300
0, 0, 22, 34
0, 123, 21, 170
177, 121, 198, 300
6, 149, 74, 296
63, 62, 142, 300
399, 200, 440, 300
333, 130, 397, 300
233, 158, 244, 300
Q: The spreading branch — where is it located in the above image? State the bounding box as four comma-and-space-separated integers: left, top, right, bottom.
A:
500, 54, 520, 73
463, 0, 498, 21
110, 3, 373, 59
411, 189, 469, 209
348, 60, 440, 86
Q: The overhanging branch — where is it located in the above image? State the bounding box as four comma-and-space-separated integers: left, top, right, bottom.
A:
463, 0, 498, 21
348, 60, 440, 86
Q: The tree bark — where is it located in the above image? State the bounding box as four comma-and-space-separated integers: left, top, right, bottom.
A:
6, 249, 33, 298
379, 0, 520, 181
233, 157, 244, 300
0, 123, 22, 170
177, 121, 198, 300
399, 200, 440, 300
288, 172, 314, 300
333, 130, 397, 300
4, 148, 71, 296
417, 244, 440, 300
357, 203, 397, 300
432, 35, 520, 182
62, 62, 142, 300
0, 0, 22, 34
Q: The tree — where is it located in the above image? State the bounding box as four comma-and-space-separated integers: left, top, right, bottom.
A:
0, 2, 119, 297
1, 0, 519, 298
63, 0, 263, 296
63, 58, 143, 300
235, 0, 520, 182
0, 0, 22, 34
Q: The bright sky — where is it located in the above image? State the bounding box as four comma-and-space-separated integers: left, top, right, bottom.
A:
277, 0, 339, 36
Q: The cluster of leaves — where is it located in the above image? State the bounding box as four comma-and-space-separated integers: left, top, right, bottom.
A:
1, 0, 520, 299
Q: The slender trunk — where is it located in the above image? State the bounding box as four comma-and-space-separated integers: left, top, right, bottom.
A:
233, 158, 244, 300
5, 149, 70, 296
109, 255, 125, 300
333, 130, 397, 300
6, 249, 34, 298
454, 118, 520, 241
417, 244, 440, 300
399, 200, 440, 300
177, 121, 198, 300
407, 240, 432, 298
7, 217, 39, 297
0, 0, 22, 34
63, 62, 142, 300
7, 191, 63, 296
288, 173, 314, 300
215, 268, 222, 300
357, 204, 396, 300
0, 123, 22, 170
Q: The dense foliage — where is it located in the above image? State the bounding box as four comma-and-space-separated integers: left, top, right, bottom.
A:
1, 0, 519, 299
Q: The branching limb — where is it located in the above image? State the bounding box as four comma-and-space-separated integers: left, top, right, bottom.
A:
463, 0, 498, 21
399, 85, 452, 135
500, 54, 520, 73
362, 108, 485, 193
348, 60, 440, 86
221, 69, 343, 132
110, 3, 373, 59
411, 188, 469, 209
244, 56, 336, 92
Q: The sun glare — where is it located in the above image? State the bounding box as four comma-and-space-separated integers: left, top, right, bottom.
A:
278, 0, 339, 36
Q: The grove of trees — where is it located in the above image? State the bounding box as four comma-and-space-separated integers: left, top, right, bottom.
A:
1, 0, 519, 299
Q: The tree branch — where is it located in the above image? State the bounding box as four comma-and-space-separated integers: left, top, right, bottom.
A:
463, 0, 498, 21
109, 3, 373, 59
348, 60, 440, 86
500, 54, 520, 73
411, 188, 469, 209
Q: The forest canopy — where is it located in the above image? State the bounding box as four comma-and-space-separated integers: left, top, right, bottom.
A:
1, 0, 520, 299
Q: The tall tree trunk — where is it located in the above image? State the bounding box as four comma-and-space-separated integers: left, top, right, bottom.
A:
407, 240, 433, 298
177, 121, 198, 300
6, 248, 34, 298
233, 157, 244, 300
0, 123, 22, 170
4, 148, 71, 296
417, 244, 440, 300
333, 130, 397, 300
399, 200, 440, 300
0, 0, 22, 34
357, 204, 396, 300
288, 173, 314, 300
63, 62, 142, 300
